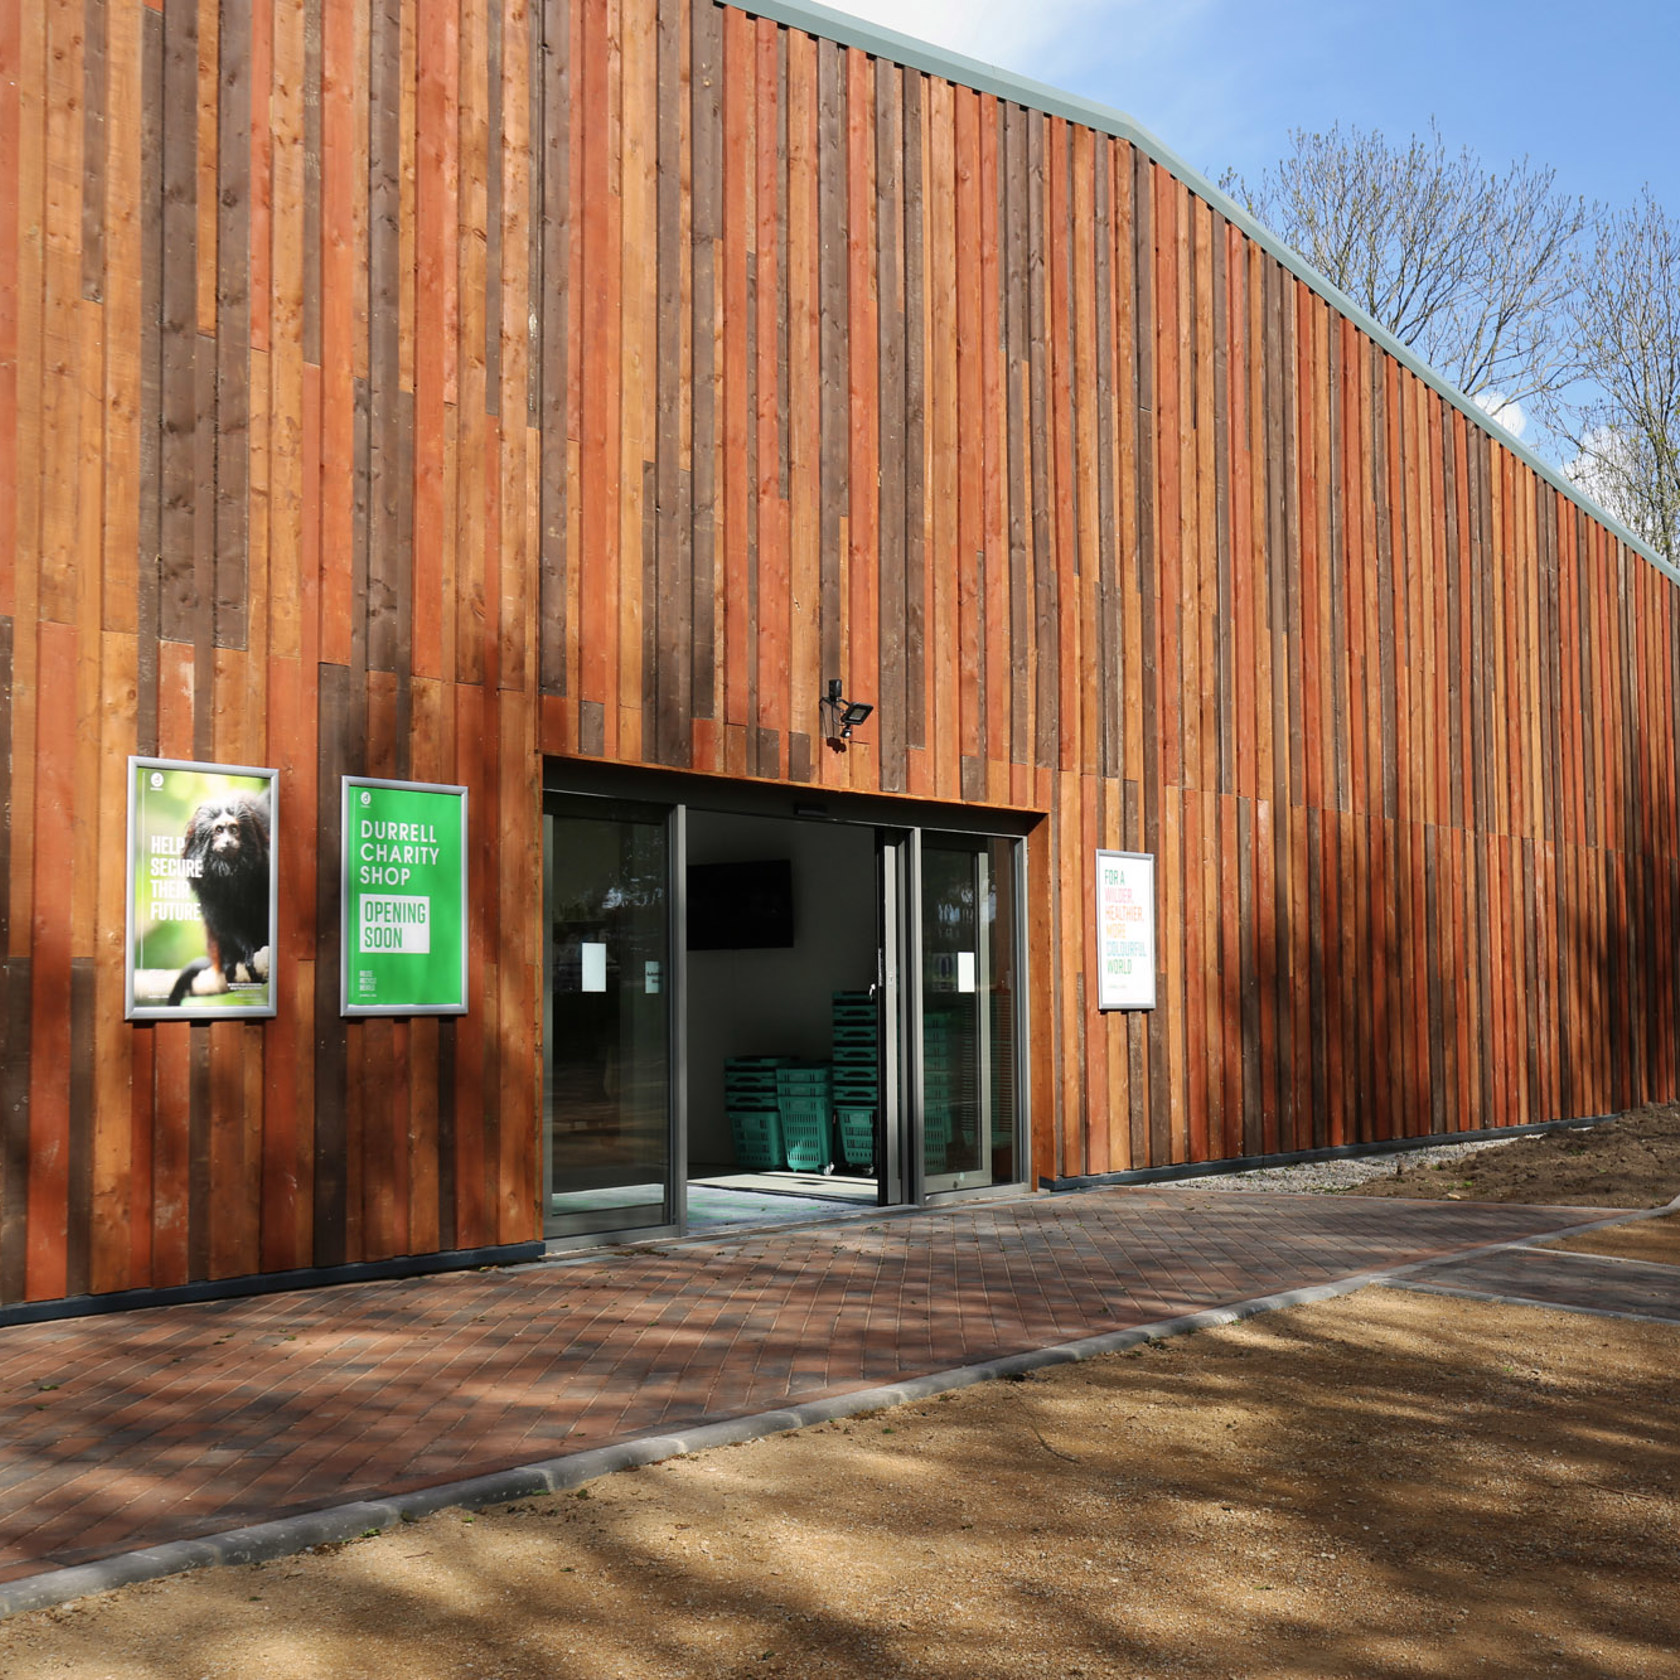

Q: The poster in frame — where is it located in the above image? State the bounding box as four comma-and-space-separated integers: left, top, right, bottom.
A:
1095, 849, 1156, 1012
125, 757, 279, 1022
340, 776, 470, 1017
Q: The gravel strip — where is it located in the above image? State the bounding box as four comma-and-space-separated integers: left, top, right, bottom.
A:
1164, 1133, 1534, 1193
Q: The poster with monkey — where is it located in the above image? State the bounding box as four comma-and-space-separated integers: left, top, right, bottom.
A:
126, 758, 279, 1021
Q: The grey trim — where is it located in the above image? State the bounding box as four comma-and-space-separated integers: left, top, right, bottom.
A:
729, 0, 1673, 582
0, 1201, 1656, 1620
1042, 1112, 1624, 1190
670, 801, 688, 1233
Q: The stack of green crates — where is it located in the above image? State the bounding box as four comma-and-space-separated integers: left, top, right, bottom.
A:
725, 1056, 793, 1170
831, 991, 879, 1172
775, 1061, 834, 1172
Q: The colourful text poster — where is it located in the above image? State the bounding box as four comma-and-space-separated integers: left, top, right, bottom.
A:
341, 778, 469, 1015
1095, 850, 1155, 1011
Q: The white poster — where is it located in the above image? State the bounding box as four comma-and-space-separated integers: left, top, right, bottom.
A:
1095, 850, 1156, 1012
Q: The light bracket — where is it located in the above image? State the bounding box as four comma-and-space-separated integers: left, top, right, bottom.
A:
822, 679, 874, 753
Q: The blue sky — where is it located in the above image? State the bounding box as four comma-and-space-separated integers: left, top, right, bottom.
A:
831, 0, 1678, 216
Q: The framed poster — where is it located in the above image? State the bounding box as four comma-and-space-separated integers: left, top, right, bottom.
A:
341, 777, 469, 1016
126, 757, 278, 1021
1095, 849, 1156, 1012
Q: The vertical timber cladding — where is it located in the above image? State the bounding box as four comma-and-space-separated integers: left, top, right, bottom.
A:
0, 0, 1678, 1308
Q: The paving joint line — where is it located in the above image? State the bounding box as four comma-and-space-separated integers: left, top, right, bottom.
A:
1, 1198, 1668, 1622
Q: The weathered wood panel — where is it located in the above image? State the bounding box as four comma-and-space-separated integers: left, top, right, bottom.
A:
3, 0, 1680, 1307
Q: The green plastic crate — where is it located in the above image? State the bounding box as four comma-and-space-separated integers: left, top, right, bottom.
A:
728, 1108, 786, 1171
775, 1062, 833, 1094
725, 1075, 782, 1096
780, 1106, 833, 1172
834, 1106, 876, 1171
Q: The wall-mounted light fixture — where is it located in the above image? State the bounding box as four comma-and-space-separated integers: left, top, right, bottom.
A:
821, 678, 874, 754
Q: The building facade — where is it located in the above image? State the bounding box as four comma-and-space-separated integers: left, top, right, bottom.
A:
2, 0, 1677, 1314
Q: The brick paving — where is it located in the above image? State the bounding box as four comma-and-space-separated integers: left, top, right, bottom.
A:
1404, 1245, 1680, 1320
0, 1187, 1614, 1585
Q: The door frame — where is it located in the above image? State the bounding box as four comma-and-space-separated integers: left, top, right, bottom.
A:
540, 757, 1037, 1241
540, 790, 687, 1248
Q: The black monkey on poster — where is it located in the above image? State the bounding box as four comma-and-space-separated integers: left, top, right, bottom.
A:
165, 789, 272, 1007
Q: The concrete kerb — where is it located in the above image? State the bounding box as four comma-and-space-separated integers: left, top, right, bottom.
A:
1, 1199, 1670, 1622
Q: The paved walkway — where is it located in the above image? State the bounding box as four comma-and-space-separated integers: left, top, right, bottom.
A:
0, 1187, 1643, 1591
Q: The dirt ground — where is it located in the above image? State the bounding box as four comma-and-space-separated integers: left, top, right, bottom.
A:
3, 1115, 1677, 1679
1345, 1101, 1680, 1207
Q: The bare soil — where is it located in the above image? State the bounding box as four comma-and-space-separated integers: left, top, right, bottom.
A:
1344, 1102, 1680, 1208
4, 1110, 1677, 1679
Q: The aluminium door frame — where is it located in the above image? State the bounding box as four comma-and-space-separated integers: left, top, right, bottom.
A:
540, 757, 1035, 1226
911, 827, 1032, 1207
539, 788, 687, 1251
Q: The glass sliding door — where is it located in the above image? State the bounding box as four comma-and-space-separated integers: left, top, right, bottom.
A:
918, 834, 1023, 1194
542, 797, 676, 1237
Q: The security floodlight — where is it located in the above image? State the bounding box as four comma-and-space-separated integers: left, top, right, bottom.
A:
822, 680, 874, 753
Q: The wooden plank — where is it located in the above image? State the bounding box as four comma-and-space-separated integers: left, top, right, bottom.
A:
158, 0, 200, 644
310, 662, 351, 1265
617, 0, 653, 758
497, 0, 534, 706
24, 620, 75, 1300
718, 5, 752, 744
836, 44, 876, 784
214, 0, 251, 650
1115, 145, 1141, 813
900, 65, 926, 782
0, 0, 21, 630
981, 97, 1007, 800
927, 79, 958, 798
690, 0, 721, 746
813, 36, 845, 774
649, 0, 690, 762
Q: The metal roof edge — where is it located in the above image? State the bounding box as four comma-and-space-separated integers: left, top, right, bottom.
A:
731, 0, 1675, 583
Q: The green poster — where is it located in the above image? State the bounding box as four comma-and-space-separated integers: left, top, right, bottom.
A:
341, 778, 469, 1016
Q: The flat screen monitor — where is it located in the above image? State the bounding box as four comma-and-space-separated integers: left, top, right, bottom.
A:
686, 858, 795, 951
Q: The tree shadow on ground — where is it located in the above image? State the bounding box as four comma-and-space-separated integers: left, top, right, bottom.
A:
1, 1286, 1675, 1679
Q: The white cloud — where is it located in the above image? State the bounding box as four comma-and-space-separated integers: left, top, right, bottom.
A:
1472, 389, 1527, 440
820, 0, 1219, 91
822, 0, 1102, 72
1563, 425, 1638, 527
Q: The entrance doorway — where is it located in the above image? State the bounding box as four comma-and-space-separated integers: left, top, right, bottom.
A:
540, 779, 1028, 1244
683, 809, 881, 1230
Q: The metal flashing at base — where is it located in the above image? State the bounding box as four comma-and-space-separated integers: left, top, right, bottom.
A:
0, 1243, 547, 1330
1040, 1114, 1618, 1192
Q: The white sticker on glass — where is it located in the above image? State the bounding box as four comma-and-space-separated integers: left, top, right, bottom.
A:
957, 951, 976, 993
581, 942, 607, 993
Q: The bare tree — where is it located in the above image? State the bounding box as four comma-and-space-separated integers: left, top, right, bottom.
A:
1221, 121, 1589, 408
1552, 191, 1680, 564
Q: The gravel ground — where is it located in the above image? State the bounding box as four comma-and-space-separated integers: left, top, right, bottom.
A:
1162, 1131, 1547, 1193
